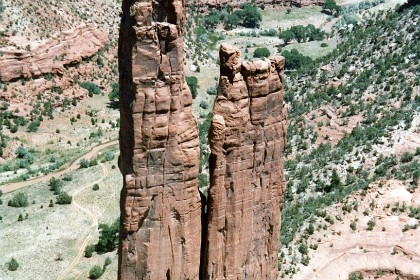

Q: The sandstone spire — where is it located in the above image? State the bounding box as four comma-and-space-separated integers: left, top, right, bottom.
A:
118, 0, 202, 279
202, 44, 286, 280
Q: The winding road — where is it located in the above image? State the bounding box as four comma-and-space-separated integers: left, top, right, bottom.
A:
57, 163, 109, 280
0, 139, 118, 194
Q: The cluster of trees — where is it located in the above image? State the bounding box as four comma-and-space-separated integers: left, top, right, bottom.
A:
203, 4, 262, 31
79, 81, 102, 97
279, 24, 326, 44
281, 49, 313, 70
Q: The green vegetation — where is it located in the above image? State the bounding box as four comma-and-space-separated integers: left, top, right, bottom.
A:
56, 192, 72, 204
108, 82, 120, 105
186, 76, 199, 99
95, 219, 119, 253
49, 177, 63, 195
279, 24, 326, 44
79, 81, 102, 97
8, 192, 29, 207
253, 47, 271, 58
7, 258, 19, 271
203, 4, 262, 30
281, 49, 313, 70
89, 265, 103, 279
84, 244, 95, 258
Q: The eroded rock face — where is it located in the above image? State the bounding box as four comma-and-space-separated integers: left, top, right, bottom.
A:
0, 24, 108, 82
118, 0, 201, 279
202, 44, 286, 280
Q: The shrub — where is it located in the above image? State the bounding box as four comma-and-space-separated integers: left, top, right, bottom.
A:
8, 192, 28, 207
49, 177, 63, 195
15, 146, 27, 158
104, 257, 112, 267
89, 265, 103, 279
367, 219, 375, 230
84, 244, 95, 258
62, 174, 73, 181
350, 221, 357, 230
27, 119, 40, 132
104, 151, 115, 162
7, 258, 19, 271
186, 76, 199, 99
56, 192, 72, 204
321, 42, 328, 47
199, 100, 209, 109
253, 47, 271, 58
80, 158, 90, 168
93, 184, 100, 191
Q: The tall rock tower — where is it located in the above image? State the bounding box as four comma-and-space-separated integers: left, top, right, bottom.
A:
118, 0, 202, 279
202, 44, 287, 280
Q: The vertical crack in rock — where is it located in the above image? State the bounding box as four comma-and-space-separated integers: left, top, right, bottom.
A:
118, 0, 201, 279
202, 44, 286, 280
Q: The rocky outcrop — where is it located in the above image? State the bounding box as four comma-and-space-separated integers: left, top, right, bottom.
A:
118, 0, 202, 279
201, 44, 286, 279
0, 24, 108, 82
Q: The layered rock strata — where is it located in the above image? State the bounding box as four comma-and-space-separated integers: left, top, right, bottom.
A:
118, 0, 201, 279
0, 24, 108, 82
202, 44, 286, 280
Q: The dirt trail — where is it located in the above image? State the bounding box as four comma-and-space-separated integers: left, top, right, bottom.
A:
0, 140, 118, 194
57, 163, 109, 280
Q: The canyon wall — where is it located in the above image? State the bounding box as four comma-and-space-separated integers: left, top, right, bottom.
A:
0, 24, 108, 82
202, 44, 286, 279
118, 0, 202, 279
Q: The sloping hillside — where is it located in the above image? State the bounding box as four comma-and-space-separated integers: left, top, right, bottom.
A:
280, 3, 419, 278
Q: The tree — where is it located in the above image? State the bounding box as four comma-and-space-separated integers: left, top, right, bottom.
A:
329, 169, 341, 191
253, 47, 271, 58
224, 13, 240, 30
323, 0, 339, 12
279, 30, 295, 44
204, 10, 221, 30
108, 83, 119, 104
282, 49, 313, 70
186, 76, 199, 99
7, 258, 19, 271
89, 265, 103, 279
8, 192, 29, 207
96, 219, 119, 253
241, 4, 262, 28
56, 192, 72, 204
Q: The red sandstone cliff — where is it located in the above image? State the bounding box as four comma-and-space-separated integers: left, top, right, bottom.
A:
118, 0, 202, 279
0, 24, 108, 82
201, 44, 286, 279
